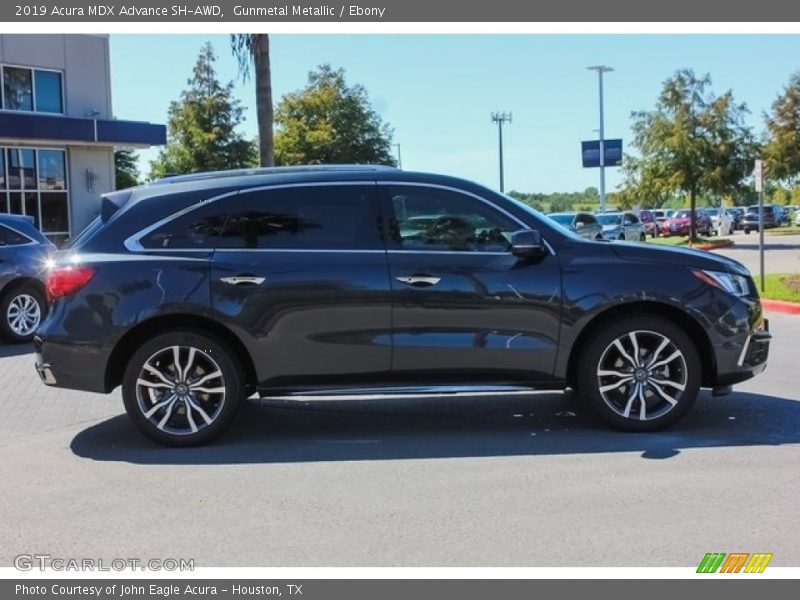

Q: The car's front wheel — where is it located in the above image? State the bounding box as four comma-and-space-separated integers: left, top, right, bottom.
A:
122, 330, 244, 446
0, 286, 45, 343
577, 315, 701, 431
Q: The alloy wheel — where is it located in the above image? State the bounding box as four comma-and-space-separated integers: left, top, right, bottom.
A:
6, 293, 42, 337
135, 345, 227, 436
596, 330, 688, 421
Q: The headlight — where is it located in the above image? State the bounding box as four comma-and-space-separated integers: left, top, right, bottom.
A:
692, 269, 750, 297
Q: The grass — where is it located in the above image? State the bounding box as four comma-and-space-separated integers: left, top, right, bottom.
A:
758, 273, 800, 303
651, 236, 730, 248
765, 225, 800, 235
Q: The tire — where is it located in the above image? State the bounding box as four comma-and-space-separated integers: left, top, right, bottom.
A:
744, 228, 750, 235
0, 285, 45, 343
576, 315, 701, 432
639, 233, 647, 242
619, 235, 625, 241
122, 329, 245, 446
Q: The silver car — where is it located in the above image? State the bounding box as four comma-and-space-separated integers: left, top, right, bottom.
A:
547, 212, 605, 240
0, 215, 55, 343
596, 211, 647, 242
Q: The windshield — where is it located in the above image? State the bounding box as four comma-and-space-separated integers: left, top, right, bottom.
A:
596, 214, 621, 225
674, 210, 692, 219
705, 208, 719, 216
548, 214, 574, 226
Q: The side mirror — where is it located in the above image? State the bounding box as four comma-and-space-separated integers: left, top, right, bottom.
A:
511, 229, 546, 259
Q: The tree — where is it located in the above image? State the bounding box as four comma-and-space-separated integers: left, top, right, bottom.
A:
114, 149, 139, 189
231, 34, 274, 167
274, 64, 396, 166
763, 72, 800, 184
626, 69, 756, 241
149, 43, 256, 179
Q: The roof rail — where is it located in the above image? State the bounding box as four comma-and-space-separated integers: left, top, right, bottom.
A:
150, 164, 400, 186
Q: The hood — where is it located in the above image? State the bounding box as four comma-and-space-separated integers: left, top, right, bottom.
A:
610, 241, 750, 276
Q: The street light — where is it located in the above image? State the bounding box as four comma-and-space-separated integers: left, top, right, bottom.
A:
491, 111, 512, 193
394, 143, 402, 169
587, 65, 614, 211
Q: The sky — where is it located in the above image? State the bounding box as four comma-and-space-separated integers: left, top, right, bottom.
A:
110, 34, 800, 194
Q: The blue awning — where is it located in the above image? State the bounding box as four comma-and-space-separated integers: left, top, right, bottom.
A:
0, 111, 166, 147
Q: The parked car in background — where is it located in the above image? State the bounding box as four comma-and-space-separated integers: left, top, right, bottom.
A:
741, 205, 779, 234
705, 208, 734, 236
0, 215, 55, 343
639, 209, 659, 238
729, 207, 745, 230
596, 211, 648, 242
661, 209, 713, 237
33, 165, 771, 445
795, 209, 800, 227
547, 212, 604, 240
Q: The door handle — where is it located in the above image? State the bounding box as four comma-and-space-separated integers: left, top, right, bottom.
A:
395, 275, 441, 287
220, 276, 266, 286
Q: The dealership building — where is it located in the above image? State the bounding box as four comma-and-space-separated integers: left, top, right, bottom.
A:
0, 34, 165, 246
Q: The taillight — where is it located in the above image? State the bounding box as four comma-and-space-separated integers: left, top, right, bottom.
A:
46, 266, 96, 299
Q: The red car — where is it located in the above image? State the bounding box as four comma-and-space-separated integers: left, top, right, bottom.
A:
639, 209, 659, 238
661, 209, 713, 237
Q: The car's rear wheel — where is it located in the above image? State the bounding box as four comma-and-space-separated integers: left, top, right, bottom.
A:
122, 330, 244, 446
639, 233, 647, 242
577, 315, 701, 431
0, 286, 45, 343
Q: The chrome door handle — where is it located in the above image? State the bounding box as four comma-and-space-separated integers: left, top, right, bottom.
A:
220, 276, 266, 286
395, 275, 441, 287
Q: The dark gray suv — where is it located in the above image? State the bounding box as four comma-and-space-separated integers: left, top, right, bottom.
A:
0, 215, 54, 343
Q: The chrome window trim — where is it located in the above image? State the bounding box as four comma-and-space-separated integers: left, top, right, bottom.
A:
214, 248, 387, 254
379, 181, 556, 256
124, 182, 377, 253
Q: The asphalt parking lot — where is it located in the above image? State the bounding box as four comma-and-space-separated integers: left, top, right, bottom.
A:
0, 304, 797, 568
714, 231, 800, 274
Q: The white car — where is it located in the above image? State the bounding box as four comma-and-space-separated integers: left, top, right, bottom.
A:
795, 210, 800, 227
706, 208, 734, 236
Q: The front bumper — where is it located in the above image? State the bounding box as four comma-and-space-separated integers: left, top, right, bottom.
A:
713, 317, 771, 386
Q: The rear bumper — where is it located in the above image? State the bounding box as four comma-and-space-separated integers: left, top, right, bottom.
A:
33, 336, 110, 393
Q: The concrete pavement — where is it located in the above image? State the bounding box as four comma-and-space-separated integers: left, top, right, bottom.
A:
0, 312, 798, 568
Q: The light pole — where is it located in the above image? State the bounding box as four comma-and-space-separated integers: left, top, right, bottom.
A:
587, 65, 613, 211
491, 112, 512, 193
394, 143, 402, 169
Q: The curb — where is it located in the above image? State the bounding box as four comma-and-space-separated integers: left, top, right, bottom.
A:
761, 298, 800, 315
689, 239, 735, 251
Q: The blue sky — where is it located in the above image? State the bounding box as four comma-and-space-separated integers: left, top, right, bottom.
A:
110, 34, 800, 194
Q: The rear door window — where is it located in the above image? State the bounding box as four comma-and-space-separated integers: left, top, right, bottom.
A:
139, 202, 230, 250
216, 185, 381, 250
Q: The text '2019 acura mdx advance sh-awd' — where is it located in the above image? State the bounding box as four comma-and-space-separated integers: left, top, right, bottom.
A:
34, 166, 771, 446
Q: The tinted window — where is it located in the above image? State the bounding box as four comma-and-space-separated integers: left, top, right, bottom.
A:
217, 185, 379, 250
388, 186, 516, 252
596, 213, 621, 225
575, 213, 596, 226
140, 202, 230, 250
34, 70, 62, 113
624, 214, 639, 224
3, 67, 33, 111
0, 224, 30, 246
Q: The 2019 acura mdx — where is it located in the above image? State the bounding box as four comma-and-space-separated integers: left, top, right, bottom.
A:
34, 166, 771, 445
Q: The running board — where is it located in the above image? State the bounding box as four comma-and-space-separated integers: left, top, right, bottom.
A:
259, 385, 564, 402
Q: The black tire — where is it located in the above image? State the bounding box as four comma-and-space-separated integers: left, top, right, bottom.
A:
639, 233, 647, 242
576, 315, 701, 432
0, 285, 46, 343
744, 228, 751, 235
619, 234, 625, 241
122, 329, 245, 446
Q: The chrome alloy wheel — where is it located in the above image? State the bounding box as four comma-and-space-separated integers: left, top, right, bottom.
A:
7, 293, 42, 337
135, 345, 226, 436
596, 330, 688, 421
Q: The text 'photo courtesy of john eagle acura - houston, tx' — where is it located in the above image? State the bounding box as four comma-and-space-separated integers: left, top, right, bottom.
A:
32, 165, 771, 446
